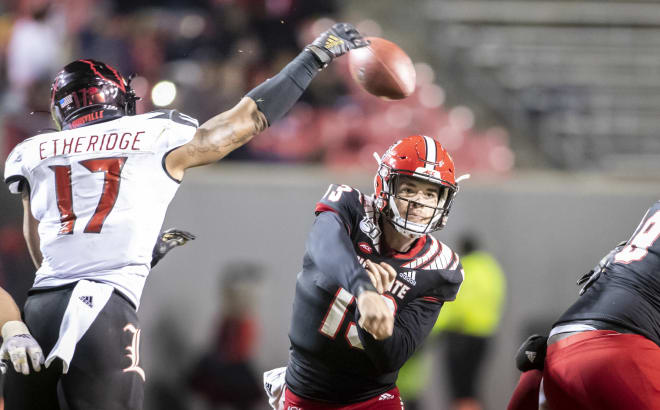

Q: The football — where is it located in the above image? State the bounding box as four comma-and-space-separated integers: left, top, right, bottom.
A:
348, 37, 416, 100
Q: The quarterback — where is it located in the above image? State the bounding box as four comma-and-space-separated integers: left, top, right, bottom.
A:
3, 23, 367, 410
265, 135, 466, 409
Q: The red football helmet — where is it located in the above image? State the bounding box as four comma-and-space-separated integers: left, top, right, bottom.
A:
374, 135, 458, 237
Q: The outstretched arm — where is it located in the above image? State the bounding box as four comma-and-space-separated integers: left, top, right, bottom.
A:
165, 23, 367, 180
308, 212, 394, 340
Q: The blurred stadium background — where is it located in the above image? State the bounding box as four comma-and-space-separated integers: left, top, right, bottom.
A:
0, 0, 659, 409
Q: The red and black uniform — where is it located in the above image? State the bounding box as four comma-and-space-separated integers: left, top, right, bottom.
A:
555, 201, 660, 343
285, 184, 463, 406
526, 201, 660, 410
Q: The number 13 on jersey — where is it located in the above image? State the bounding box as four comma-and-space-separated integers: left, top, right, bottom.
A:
319, 288, 396, 350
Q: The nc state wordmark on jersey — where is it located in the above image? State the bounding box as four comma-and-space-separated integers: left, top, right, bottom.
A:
38, 130, 146, 160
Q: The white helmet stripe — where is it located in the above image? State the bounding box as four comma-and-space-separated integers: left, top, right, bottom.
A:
423, 136, 436, 170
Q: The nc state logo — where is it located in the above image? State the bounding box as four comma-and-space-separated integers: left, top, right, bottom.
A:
358, 242, 373, 254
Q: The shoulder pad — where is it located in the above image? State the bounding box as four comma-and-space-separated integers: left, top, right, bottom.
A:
149, 109, 199, 128
400, 238, 460, 272
408, 239, 463, 301
4, 143, 29, 194
315, 184, 363, 226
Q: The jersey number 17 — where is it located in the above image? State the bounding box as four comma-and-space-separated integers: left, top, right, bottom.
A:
50, 157, 127, 235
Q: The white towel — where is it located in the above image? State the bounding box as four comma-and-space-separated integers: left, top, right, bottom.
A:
45, 280, 114, 373
263, 366, 287, 410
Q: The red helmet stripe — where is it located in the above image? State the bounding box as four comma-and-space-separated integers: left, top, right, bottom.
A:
423, 136, 436, 169
79, 60, 126, 93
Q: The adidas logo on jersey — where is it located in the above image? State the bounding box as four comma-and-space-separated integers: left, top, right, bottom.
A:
525, 351, 537, 363
79, 296, 93, 308
379, 393, 395, 401
399, 270, 417, 286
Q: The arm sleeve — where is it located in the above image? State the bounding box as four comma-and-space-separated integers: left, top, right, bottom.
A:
246, 50, 321, 126
307, 211, 376, 297
355, 297, 443, 373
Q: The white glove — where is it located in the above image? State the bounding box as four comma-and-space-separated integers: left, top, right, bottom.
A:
1, 320, 44, 375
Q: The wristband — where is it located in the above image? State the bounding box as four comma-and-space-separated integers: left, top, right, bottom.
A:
354, 281, 378, 297
2, 320, 30, 340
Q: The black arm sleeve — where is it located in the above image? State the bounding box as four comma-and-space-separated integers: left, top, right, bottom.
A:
246, 50, 322, 126
355, 298, 443, 373
307, 211, 377, 297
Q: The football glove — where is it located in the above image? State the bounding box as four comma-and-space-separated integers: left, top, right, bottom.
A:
151, 228, 196, 268
514, 334, 547, 372
305, 22, 368, 68
577, 240, 626, 295
1, 320, 44, 375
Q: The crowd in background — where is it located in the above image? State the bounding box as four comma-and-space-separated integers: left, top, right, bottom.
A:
0, 0, 513, 295
0, 0, 513, 168
0, 1, 512, 407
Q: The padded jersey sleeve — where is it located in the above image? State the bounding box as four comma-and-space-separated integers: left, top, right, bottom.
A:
314, 184, 363, 235
152, 109, 198, 155
149, 110, 198, 182
425, 262, 464, 302
306, 211, 377, 297
4, 141, 29, 194
420, 243, 464, 303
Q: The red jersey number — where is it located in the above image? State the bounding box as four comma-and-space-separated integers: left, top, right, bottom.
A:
51, 157, 127, 235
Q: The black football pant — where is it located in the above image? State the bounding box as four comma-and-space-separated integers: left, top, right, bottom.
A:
4, 284, 144, 410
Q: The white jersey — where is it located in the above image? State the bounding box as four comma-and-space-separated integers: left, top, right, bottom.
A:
4, 110, 198, 308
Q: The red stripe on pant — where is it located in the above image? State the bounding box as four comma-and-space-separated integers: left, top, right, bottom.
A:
283, 386, 404, 409
544, 330, 660, 410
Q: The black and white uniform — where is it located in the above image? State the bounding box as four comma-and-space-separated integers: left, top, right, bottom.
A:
3, 110, 198, 410
285, 184, 464, 404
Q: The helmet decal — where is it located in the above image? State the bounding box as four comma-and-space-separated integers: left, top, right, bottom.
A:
80, 59, 127, 93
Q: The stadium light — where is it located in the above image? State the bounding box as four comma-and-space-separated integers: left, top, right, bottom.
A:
151, 81, 177, 107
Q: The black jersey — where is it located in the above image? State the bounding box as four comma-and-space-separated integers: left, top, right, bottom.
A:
556, 201, 660, 346
285, 184, 464, 403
